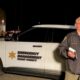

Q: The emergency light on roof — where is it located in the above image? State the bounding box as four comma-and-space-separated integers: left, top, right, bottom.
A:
32, 24, 75, 29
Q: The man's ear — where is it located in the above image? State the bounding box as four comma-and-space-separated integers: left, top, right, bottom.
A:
74, 23, 76, 27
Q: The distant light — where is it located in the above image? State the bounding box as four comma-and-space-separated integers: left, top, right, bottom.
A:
1, 19, 4, 24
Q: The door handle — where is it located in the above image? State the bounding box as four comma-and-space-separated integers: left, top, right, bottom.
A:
33, 45, 42, 47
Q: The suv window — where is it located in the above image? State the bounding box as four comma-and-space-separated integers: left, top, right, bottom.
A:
19, 27, 75, 43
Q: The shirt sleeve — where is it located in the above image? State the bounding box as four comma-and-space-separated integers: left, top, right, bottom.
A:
59, 35, 70, 58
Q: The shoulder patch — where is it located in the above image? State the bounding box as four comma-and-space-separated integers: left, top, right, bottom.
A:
63, 36, 67, 41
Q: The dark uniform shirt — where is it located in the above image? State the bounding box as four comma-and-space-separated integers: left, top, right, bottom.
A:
59, 31, 80, 74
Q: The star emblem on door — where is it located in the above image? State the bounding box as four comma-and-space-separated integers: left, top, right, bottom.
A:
9, 51, 16, 59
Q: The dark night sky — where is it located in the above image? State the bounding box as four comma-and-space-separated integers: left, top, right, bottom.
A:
0, 0, 80, 31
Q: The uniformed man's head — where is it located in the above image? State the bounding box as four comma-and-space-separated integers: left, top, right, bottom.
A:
75, 17, 80, 30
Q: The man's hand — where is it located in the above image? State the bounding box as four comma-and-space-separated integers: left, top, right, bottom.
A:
67, 51, 76, 59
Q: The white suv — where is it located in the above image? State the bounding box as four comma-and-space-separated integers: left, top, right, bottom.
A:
0, 24, 75, 80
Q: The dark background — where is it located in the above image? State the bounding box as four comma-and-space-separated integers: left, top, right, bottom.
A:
0, 0, 80, 31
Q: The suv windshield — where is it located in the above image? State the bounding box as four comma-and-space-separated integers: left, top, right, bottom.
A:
19, 27, 75, 43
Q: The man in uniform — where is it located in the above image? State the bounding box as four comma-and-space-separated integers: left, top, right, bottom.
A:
59, 17, 80, 80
